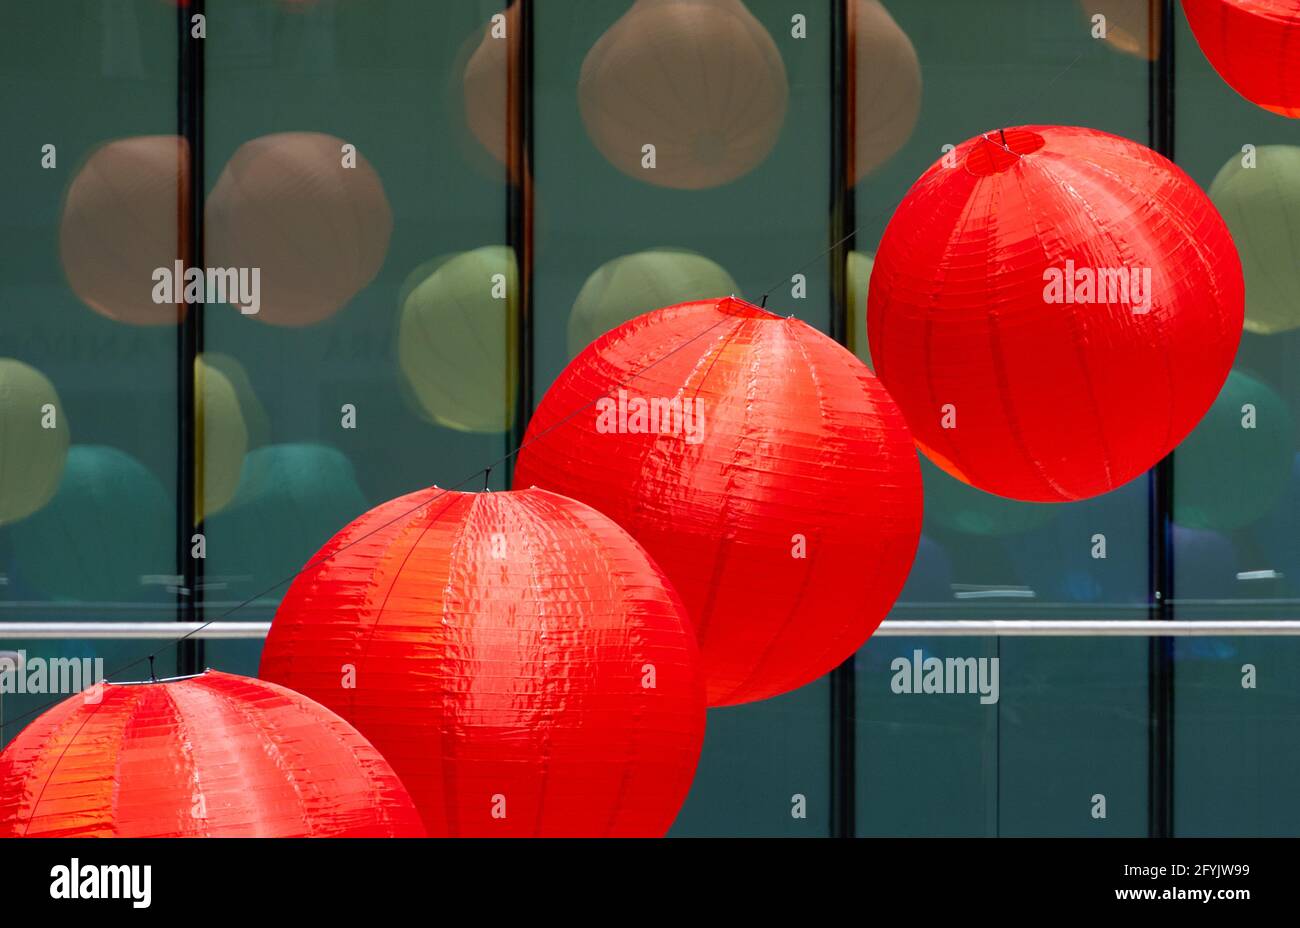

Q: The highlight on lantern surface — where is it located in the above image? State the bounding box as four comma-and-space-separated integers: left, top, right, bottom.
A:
868, 125, 1244, 503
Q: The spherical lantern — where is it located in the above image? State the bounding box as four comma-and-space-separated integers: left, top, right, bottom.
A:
206, 132, 392, 327
1080, 0, 1162, 60
847, 0, 922, 183
868, 125, 1244, 502
1182, 0, 1300, 118
513, 296, 923, 707
260, 486, 706, 837
1209, 144, 1300, 334
0, 670, 424, 838
1174, 370, 1293, 531
0, 360, 69, 526
195, 355, 248, 523
578, 0, 788, 190
568, 248, 740, 357
207, 443, 368, 594
59, 135, 187, 326
10, 445, 171, 602
396, 246, 518, 433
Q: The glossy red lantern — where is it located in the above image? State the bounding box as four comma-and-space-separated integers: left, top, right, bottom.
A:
1182, 0, 1300, 117
513, 297, 923, 707
260, 487, 705, 837
868, 126, 1243, 502
0, 670, 424, 838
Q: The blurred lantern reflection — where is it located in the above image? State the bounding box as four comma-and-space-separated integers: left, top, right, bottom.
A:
579, 0, 788, 190
206, 132, 392, 327
568, 248, 739, 357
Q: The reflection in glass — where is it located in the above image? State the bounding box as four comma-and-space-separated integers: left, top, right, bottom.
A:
579, 0, 788, 190
1174, 369, 1293, 532
397, 246, 518, 434
1078, 0, 1161, 61
567, 248, 739, 357
10, 445, 171, 602
60, 135, 187, 326
847, 0, 921, 184
461, 2, 519, 177
206, 443, 368, 594
205, 132, 392, 327
194, 355, 248, 524
1210, 145, 1300, 335
0, 360, 68, 527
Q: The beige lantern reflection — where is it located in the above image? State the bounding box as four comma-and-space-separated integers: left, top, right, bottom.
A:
206, 132, 392, 327
568, 248, 740, 357
579, 0, 788, 190
60, 135, 188, 326
847, 0, 921, 185
397, 246, 519, 434
1078, 0, 1161, 61
461, 2, 523, 179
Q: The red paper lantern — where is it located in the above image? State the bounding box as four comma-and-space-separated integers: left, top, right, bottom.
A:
1182, 0, 1300, 117
513, 297, 923, 707
0, 670, 424, 838
260, 487, 705, 837
868, 126, 1243, 502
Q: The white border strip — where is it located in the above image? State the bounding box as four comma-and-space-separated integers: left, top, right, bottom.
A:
3, 620, 1300, 639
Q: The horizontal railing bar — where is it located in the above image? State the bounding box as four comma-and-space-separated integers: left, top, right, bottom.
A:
4, 620, 1300, 640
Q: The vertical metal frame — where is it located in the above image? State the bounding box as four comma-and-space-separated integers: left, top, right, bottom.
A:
1147, 0, 1177, 840
177, 1, 205, 676
828, 0, 857, 839
507, 0, 536, 479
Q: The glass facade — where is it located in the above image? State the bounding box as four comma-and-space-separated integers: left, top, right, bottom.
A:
0, 0, 1295, 837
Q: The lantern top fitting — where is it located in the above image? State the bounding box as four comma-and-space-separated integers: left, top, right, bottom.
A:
968, 127, 1047, 175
